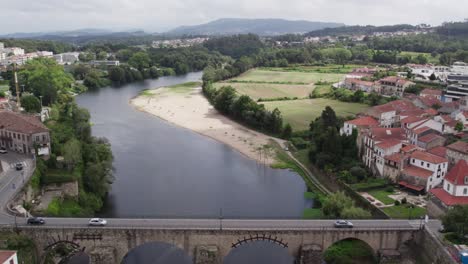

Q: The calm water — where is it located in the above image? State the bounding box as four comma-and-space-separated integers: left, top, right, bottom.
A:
76, 72, 310, 219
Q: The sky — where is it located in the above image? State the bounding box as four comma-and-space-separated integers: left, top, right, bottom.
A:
0, 0, 467, 34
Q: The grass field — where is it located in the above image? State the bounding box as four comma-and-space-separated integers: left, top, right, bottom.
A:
367, 189, 395, 205
261, 64, 363, 74
382, 204, 426, 219
399, 51, 439, 64
213, 82, 314, 101
262, 98, 369, 131
231, 69, 344, 84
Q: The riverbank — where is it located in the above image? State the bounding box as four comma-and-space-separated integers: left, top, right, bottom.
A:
130, 83, 281, 165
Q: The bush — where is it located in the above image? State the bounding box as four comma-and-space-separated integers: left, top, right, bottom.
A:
394, 200, 401, 206
385, 186, 394, 193
290, 137, 310, 149
401, 197, 407, 204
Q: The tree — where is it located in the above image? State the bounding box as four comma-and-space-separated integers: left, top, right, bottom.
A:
214, 86, 237, 114
21, 95, 41, 113
429, 73, 437, 81
108, 66, 126, 84
442, 205, 468, 241
321, 106, 338, 128
455, 122, 464, 132
63, 138, 82, 169
322, 192, 353, 218
341, 207, 371, 219
128, 52, 151, 71
282, 124, 293, 139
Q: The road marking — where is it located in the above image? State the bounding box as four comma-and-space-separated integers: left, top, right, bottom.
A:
9, 161, 27, 169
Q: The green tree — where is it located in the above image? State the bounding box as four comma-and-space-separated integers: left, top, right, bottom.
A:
322, 192, 353, 218
442, 205, 468, 241
108, 66, 126, 84
341, 206, 371, 219
21, 95, 41, 113
455, 122, 464, 132
429, 73, 437, 81
63, 138, 82, 169
128, 52, 151, 71
214, 86, 237, 114
282, 124, 293, 139
321, 106, 338, 128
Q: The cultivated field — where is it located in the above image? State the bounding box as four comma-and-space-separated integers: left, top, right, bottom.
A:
231, 69, 344, 84
262, 98, 369, 131
213, 82, 315, 101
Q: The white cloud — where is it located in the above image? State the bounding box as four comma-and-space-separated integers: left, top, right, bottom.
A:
0, 0, 466, 33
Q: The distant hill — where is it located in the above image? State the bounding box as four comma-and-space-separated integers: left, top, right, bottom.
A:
305, 24, 418, 37
166, 18, 344, 36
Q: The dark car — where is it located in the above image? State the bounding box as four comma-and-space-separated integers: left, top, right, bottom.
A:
15, 163, 23, 171
334, 220, 354, 228
0, 147, 7, 154
27, 217, 45, 225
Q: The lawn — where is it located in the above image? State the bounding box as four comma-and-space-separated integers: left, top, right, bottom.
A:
382, 204, 426, 219
260, 64, 362, 74
367, 189, 395, 205
213, 82, 315, 101
231, 69, 345, 84
399, 51, 439, 64
262, 98, 369, 131
303, 208, 323, 219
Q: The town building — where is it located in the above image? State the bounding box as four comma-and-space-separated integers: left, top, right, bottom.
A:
446, 141, 468, 167
89, 60, 120, 66
365, 104, 397, 128
420, 89, 442, 100
342, 78, 376, 93
340, 116, 379, 136
399, 150, 448, 192
378, 76, 415, 97
416, 133, 445, 150
428, 160, 468, 217
0, 251, 18, 264
0, 111, 50, 156
54, 52, 80, 65
446, 82, 468, 101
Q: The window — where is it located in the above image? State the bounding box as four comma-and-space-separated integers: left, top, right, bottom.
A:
412, 159, 415, 163
464, 188, 467, 195
427, 163, 430, 168
465, 177, 468, 185
421, 161, 424, 166
447, 184, 450, 191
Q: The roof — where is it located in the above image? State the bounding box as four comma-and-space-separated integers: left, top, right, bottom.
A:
402, 165, 433, 178
418, 133, 444, 144
411, 150, 448, 164
376, 138, 403, 149
417, 96, 441, 108
425, 108, 439, 116
0, 111, 48, 134
368, 103, 396, 115
430, 188, 468, 206
399, 180, 425, 192
385, 152, 404, 163
346, 116, 379, 127
380, 76, 414, 86
444, 160, 468, 185
369, 127, 406, 141
388, 100, 419, 113
428, 146, 447, 158
345, 78, 375, 87
401, 144, 418, 153
421, 89, 442, 96
413, 126, 432, 135
400, 116, 427, 125
0, 251, 16, 263
447, 141, 468, 155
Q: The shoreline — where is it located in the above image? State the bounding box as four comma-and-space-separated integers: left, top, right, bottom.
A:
130, 86, 282, 165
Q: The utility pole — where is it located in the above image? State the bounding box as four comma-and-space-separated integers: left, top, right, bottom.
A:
13, 63, 21, 108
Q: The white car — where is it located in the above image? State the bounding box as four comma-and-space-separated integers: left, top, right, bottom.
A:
88, 218, 107, 226
0, 147, 7, 154
334, 220, 354, 228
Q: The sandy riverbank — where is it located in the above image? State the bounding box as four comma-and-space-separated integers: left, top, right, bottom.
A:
131, 86, 281, 164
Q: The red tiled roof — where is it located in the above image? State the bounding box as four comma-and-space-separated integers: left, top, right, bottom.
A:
0, 111, 48, 134
0, 251, 16, 263
418, 133, 444, 144
345, 78, 374, 87
402, 165, 433, 178
425, 108, 439, 116
368, 104, 396, 115
385, 152, 404, 163
413, 126, 432, 135
430, 188, 468, 206
346, 116, 379, 127
380, 76, 414, 86
417, 96, 441, 108
411, 150, 448, 164
444, 160, 468, 185
376, 138, 403, 149
421, 89, 442, 96
388, 100, 419, 113
401, 144, 418, 153
399, 180, 425, 191
428, 146, 447, 158
447, 141, 468, 155
369, 127, 406, 141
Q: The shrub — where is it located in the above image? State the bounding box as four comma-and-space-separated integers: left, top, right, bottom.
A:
401, 197, 407, 204
394, 200, 401, 206
385, 186, 394, 193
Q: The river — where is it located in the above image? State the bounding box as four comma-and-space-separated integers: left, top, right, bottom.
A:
76, 72, 310, 219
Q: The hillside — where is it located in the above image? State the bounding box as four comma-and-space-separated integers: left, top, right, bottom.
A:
166, 18, 344, 36
305, 24, 417, 37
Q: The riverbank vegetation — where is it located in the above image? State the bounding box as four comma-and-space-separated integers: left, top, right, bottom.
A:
0, 232, 37, 264
323, 239, 376, 264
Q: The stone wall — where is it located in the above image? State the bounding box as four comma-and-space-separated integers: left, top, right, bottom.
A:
426, 195, 448, 218
413, 226, 458, 264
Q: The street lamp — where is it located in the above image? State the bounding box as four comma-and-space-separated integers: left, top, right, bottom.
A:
39, 96, 43, 111
219, 208, 223, 231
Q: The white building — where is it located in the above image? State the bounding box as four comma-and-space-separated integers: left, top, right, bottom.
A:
2, 47, 24, 56
54, 52, 80, 65
0, 251, 18, 264
374, 139, 404, 176
340, 116, 379, 136
402, 150, 448, 191
430, 160, 468, 212
0, 42, 4, 49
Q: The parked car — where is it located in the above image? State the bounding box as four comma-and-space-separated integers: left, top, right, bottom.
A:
0, 147, 7, 154
27, 217, 45, 225
88, 218, 107, 226
334, 220, 354, 228
15, 163, 23, 171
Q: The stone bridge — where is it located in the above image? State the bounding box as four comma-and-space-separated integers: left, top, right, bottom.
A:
8, 220, 421, 264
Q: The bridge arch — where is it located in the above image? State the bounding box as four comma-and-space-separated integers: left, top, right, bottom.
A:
224, 240, 294, 264
323, 238, 376, 264
121, 241, 192, 264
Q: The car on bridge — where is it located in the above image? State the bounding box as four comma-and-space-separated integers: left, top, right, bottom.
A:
89, 218, 107, 226
334, 220, 353, 228
27, 217, 45, 225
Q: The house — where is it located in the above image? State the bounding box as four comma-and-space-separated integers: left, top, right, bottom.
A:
420, 89, 442, 100
383, 152, 406, 181
340, 116, 379, 136
343, 78, 376, 93
428, 146, 447, 158
408, 126, 437, 145
366, 104, 397, 128
362, 127, 406, 175
399, 150, 449, 192
428, 160, 468, 217
0, 111, 51, 156
0, 251, 18, 264
417, 133, 445, 150
446, 141, 468, 167
412, 96, 442, 109
378, 76, 415, 97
